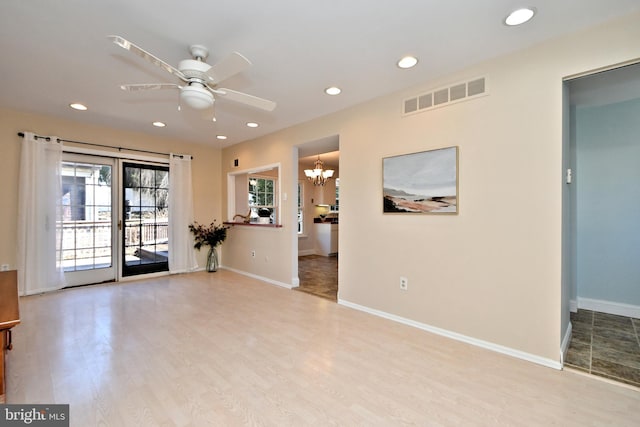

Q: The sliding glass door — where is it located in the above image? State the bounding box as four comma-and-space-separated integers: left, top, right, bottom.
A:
60, 154, 117, 286
122, 162, 169, 276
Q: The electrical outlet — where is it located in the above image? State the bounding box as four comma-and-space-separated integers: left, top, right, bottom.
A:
251, 250, 256, 258
0, 264, 9, 272
400, 276, 408, 291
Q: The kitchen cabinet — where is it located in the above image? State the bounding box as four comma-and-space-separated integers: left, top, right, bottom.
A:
315, 223, 338, 256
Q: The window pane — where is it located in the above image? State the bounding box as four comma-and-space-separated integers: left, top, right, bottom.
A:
156, 189, 169, 209
247, 176, 277, 223
59, 160, 114, 272
124, 167, 140, 188
155, 170, 169, 188
123, 163, 170, 276
140, 169, 155, 189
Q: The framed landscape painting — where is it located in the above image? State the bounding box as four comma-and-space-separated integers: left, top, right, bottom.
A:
383, 146, 458, 214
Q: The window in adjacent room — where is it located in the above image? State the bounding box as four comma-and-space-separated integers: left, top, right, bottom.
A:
249, 176, 277, 223
330, 178, 340, 212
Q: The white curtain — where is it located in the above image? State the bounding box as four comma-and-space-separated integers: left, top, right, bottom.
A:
168, 153, 198, 273
17, 132, 65, 295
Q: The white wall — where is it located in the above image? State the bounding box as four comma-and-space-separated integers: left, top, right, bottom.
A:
574, 98, 640, 311
221, 12, 640, 365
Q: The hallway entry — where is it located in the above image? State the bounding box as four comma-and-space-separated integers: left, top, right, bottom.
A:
296, 255, 338, 301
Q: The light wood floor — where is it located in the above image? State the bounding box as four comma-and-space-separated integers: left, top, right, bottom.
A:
6, 270, 640, 426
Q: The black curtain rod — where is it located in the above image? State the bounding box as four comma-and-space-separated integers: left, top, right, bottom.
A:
17, 132, 191, 159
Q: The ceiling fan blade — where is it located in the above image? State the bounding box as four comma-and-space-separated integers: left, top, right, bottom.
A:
120, 83, 181, 91
205, 52, 252, 84
213, 88, 276, 111
108, 35, 187, 82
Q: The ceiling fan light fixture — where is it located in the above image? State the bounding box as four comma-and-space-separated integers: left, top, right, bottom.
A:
504, 8, 536, 26
180, 85, 214, 109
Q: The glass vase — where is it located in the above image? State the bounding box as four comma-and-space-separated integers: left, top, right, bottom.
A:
206, 246, 219, 272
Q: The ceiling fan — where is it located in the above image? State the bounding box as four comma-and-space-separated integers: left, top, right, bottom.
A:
108, 35, 276, 115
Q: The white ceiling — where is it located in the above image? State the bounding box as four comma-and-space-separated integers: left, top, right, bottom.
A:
2, 1, 639, 148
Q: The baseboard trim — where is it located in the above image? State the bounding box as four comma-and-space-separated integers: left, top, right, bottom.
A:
222, 267, 295, 289
338, 299, 562, 370
577, 297, 640, 318
569, 299, 578, 313
561, 322, 572, 366
298, 249, 316, 256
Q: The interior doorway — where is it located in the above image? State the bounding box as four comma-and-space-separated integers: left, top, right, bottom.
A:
563, 61, 640, 387
295, 136, 340, 301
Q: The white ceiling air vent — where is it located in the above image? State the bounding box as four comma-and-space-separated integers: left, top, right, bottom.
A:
403, 77, 487, 116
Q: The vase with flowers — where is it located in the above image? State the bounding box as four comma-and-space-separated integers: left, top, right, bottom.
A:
188, 220, 229, 272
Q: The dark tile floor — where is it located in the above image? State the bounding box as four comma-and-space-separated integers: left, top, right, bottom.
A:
296, 255, 338, 301
566, 309, 640, 387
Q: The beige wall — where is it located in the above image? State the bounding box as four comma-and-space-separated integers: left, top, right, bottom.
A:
0, 108, 222, 270
221, 12, 640, 363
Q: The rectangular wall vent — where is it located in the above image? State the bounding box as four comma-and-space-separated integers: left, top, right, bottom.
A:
404, 97, 418, 114
402, 76, 487, 116
418, 93, 432, 109
434, 88, 449, 105
450, 83, 466, 101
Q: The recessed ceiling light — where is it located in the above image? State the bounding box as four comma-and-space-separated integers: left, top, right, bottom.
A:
325, 86, 342, 95
152, 121, 166, 127
397, 56, 418, 69
216, 135, 227, 140
69, 103, 88, 111
246, 122, 259, 128
504, 8, 536, 26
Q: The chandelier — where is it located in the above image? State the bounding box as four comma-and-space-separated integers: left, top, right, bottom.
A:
304, 156, 334, 186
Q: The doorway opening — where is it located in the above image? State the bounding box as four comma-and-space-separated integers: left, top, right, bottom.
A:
563, 61, 640, 387
295, 136, 340, 301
